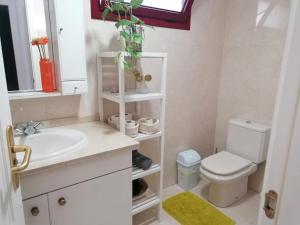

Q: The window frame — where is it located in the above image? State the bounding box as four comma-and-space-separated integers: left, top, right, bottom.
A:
91, 0, 194, 30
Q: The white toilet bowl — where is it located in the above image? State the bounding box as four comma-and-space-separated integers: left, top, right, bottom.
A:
200, 151, 257, 207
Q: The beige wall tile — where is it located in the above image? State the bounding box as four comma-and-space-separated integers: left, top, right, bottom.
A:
214, 0, 290, 192
224, 0, 290, 47
10, 99, 47, 124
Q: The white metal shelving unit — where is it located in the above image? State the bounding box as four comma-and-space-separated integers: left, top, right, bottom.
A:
98, 51, 167, 221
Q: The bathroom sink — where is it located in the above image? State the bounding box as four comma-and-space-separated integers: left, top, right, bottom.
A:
15, 128, 87, 162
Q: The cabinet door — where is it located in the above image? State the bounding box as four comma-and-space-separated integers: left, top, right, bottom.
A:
54, 0, 87, 81
23, 195, 51, 225
48, 168, 132, 225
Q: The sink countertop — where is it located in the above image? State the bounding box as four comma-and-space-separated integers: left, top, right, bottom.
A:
21, 121, 139, 175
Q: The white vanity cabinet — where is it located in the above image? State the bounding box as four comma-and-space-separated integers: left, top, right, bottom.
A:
21, 149, 133, 225
50, 0, 88, 95
23, 169, 132, 225
48, 168, 131, 225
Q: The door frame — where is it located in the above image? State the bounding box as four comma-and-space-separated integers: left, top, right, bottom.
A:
257, 0, 300, 224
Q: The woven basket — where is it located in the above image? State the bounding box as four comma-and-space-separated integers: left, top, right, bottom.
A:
108, 113, 132, 128
138, 118, 160, 134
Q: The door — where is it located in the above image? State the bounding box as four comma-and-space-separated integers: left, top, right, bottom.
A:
257, 0, 300, 224
0, 40, 26, 224
48, 168, 132, 225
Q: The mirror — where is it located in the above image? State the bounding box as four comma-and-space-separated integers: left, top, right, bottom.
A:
0, 0, 52, 92
26, 0, 50, 91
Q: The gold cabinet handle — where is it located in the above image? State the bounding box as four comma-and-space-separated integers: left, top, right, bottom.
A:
6, 125, 32, 190
31, 207, 39, 216
58, 197, 66, 206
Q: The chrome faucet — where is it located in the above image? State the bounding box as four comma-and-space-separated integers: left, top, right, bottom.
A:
14, 121, 42, 136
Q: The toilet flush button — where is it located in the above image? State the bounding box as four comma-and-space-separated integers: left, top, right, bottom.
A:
246, 120, 252, 124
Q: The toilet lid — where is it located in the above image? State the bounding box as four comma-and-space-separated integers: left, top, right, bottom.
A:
201, 151, 252, 176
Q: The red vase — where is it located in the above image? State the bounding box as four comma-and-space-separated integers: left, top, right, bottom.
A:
39, 59, 55, 92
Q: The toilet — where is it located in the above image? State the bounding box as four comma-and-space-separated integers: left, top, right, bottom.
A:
200, 119, 271, 207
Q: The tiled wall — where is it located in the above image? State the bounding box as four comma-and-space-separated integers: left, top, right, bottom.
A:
214, 0, 291, 192
10, 0, 291, 189
10, 0, 227, 187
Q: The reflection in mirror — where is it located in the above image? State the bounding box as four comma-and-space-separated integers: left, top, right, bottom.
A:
26, 0, 50, 90
1, 0, 52, 92
0, 5, 19, 91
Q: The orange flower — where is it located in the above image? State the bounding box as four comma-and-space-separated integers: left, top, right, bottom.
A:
31, 38, 39, 46
37, 37, 48, 45
31, 37, 49, 59
31, 37, 48, 46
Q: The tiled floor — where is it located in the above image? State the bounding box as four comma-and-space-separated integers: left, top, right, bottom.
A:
150, 180, 260, 225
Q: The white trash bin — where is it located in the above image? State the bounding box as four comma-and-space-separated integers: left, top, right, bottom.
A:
177, 149, 201, 190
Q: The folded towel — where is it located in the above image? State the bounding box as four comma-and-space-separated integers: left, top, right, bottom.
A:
132, 150, 153, 170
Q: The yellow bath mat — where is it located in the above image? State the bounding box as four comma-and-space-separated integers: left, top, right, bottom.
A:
163, 192, 236, 225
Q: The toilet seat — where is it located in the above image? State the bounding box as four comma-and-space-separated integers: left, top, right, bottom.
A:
200, 151, 257, 184
200, 163, 257, 184
201, 151, 252, 176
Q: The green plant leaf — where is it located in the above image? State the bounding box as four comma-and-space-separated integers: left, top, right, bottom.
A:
124, 61, 133, 70
130, 0, 143, 9
132, 51, 141, 58
115, 19, 133, 29
131, 15, 140, 24
132, 34, 143, 44
120, 31, 131, 41
112, 2, 125, 11
125, 46, 134, 55
122, 4, 130, 13
102, 8, 112, 19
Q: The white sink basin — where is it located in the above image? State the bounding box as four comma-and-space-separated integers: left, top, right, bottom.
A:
15, 128, 87, 162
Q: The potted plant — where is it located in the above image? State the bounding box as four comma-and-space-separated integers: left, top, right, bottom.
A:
102, 0, 150, 71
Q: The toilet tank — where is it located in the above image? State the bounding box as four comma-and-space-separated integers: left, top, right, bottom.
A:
226, 119, 271, 163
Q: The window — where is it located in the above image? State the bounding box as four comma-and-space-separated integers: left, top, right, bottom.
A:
91, 0, 194, 30
122, 0, 184, 12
